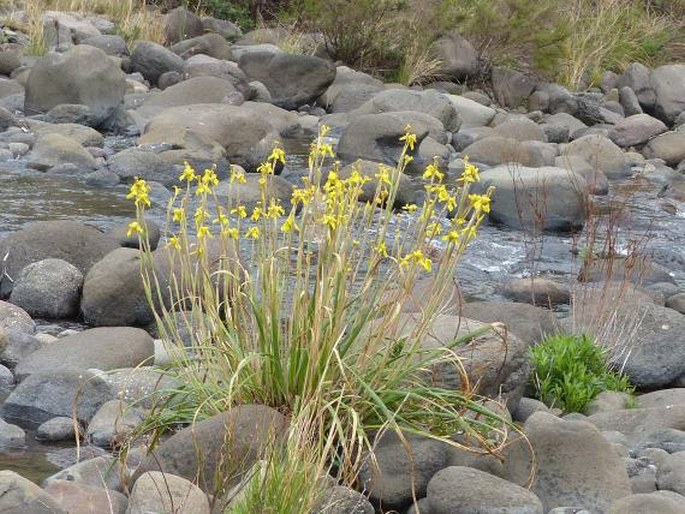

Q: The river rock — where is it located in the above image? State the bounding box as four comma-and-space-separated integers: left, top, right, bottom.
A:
86, 399, 145, 448
608, 113, 668, 148
44, 455, 124, 491
0, 418, 25, 447
36, 417, 79, 442
80, 34, 128, 56
430, 31, 479, 80
447, 94, 496, 128
14, 327, 154, 380
651, 64, 685, 125
313, 486, 374, 514
502, 278, 571, 307
505, 412, 631, 513
128, 471, 209, 514
44, 480, 128, 514
130, 40, 185, 87
336, 113, 429, 169
0, 470, 67, 513
616, 63, 655, 111
368, 313, 530, 409
0, 329, 43, 369
25, 45, 125, 127
589, 404, 685, 449
0, 221, 116, 298
2, 370, 114, 426
107, 147, 177, 186
171, 32, 232, 61
27, 133, 98, 172
477, 165, 589, 232
132, 404, 287, 494
139, 103, 280, 172
317, 65, 384, 113
563, 134, 630, 178
492, 66, 537, 109
461, 137, 547, 167
164, 6, 204, 44
98, 367, 179, 409
133, 75, 244, 129
9, 258, 83, 319
666, 293, 685, 314
27, 120, 105, 148
492, 117, 547, 142
201, 16, 242, 40
238, 52, 336, 110
106, 219, 161, 251
183, 54, 250, 95
0, 300, 35, 334
642, 131, 685, 166
354, 89, 460, 132
607, 491, 685, 514
656, 451, 685, 496
358, 431, 450, 511
427, 466, 544, 514
0, 45, 22, 76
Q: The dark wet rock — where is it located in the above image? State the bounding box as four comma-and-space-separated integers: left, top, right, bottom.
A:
130, 40, 185, 87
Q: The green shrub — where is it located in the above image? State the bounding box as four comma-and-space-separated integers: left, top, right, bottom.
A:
530, 333, 634, 413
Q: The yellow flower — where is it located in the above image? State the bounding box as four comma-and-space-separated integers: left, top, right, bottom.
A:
213, 209, 229, 226
194, 207, 210, 224
459, 157, 480, 184
195, 181, 211, 196
321, 214, 337, 230
400, 125, 417, 151
422, 161, 444, 182
167, 234, 181, 250
179, 162, 197, 183
402, 204, 418, 213
375, 165, 392, 186
126, 221, 144, 237
231, 205, 247, 218
197, 226, 212, 239
257, 161, 274, 175
269, 146, 286, 164
251, 206, 264, 222
201, 168, 219, 187
400, 249, 432, 273
126, 178, 151, 208
230, 166, 247, 184
245, 227, 260, 239
280, 214, 300, 233
442, 230, 460, 244
375, 241, 388, 258
469, 194, 491, 213
266, 200, 285, 219
426, 222, 443, 236
172, 207, 185, 223
224, 227, 239, 240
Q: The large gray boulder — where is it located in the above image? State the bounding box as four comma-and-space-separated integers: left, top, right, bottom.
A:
447, 94, 496, 128
0, 221, 119, 298
427, 466, 544, 514
164, 6, 204, 44
461, 137, 550, 167
171, 32, 233, 60
492, 117, 547, 142
317, 66, 384, 113
132, 76, 245, 130
336, 112, 438, 172
130, 40, 185, 87
183, 54, 250, 95
238, 52, 336, 110
14, 327, 154, 380
2, 370, 114, 426
608, 113, 668, 147
477, 165, 589, 232
642, 131, 685, 166
353, 89, 460, 132
358, 431, 450, 511
139, 103, 280, 172
129, 471, 210, 514
505, 412, 632, 513
430, 31, 479, 80
651, 64, 685, 125
132, 405, 287, 494
492, 66, 537, 109
608, 492, 685, 514
24, 45, 125, 127
9, 258, 83, 319
0, 470, 67, 513
86, 399, 145, 448
563, 134, 630, 178
44, 480, 128, 514
0, 300, 35, 335
27, 133, 97, 172
616, 62, 656, 111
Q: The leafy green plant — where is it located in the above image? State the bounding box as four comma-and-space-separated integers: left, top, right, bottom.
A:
126, 126, 513, 507
530, 333, 634, 413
